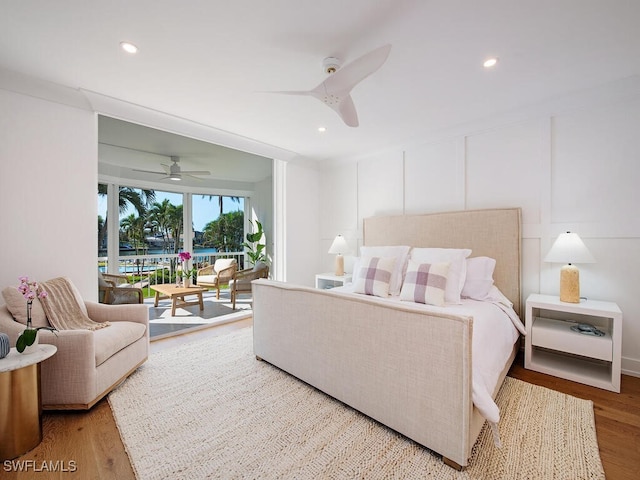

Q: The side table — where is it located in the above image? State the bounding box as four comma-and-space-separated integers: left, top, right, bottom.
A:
0, 344, 57, 460
315, 273, 352, 289
525, 293, 622, 392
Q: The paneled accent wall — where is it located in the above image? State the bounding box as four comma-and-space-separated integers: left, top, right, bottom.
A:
320, 83, 640, 377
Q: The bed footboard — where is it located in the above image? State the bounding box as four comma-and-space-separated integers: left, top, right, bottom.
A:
252, 279, 476, 467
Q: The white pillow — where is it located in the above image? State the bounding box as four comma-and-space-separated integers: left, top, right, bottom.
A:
353, 256, 397, 298
409, 248, 471, 304
400, 260, 450, 306
461, 256, 496, 300
358, 245, 410, 295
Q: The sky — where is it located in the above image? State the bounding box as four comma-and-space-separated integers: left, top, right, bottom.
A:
97, 189, 244, 232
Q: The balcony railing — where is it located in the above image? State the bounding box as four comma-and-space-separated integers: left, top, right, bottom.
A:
98, 251, 246, 291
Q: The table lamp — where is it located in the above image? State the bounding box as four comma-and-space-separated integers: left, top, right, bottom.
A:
328, 235, 349, 276
544, 232, 595, 303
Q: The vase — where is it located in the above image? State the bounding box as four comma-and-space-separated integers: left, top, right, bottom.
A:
184, 277, 191, 288
20, 330, 39, 355
0, 333, 9, 359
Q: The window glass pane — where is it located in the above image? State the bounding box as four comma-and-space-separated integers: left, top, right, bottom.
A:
195, 195, 245, 254
98, 183, 107, 256
136, 189, 183, 254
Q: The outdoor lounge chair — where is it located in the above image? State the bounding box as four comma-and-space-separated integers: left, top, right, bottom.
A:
196, 258, 237, 299
230, 262, 269, 309
99, 273, 143, 304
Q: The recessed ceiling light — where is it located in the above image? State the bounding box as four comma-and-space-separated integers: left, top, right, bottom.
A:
120, 42, 138, 54
483, 57, 498, 68
318, 127, 327, 133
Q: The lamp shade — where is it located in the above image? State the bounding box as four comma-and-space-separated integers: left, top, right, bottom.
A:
328, 235, 349, 254
544, 232, 595, 264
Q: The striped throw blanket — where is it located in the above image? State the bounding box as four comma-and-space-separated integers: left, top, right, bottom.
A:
38, 277, 110, 331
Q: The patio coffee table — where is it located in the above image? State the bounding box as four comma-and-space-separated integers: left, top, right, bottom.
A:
151, 284, 209, 316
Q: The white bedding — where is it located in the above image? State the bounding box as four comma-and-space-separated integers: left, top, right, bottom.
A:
331, 284, 525, 427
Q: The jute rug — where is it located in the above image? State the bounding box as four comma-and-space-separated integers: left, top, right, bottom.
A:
108, 328, 605, 479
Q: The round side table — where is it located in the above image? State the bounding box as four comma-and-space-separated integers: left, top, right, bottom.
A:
0, 344, 57, 460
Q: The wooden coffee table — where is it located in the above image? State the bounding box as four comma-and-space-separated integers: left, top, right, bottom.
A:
151, 284, 209, 316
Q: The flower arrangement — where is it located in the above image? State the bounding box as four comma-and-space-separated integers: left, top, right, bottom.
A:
177, 251, 192, 286
16, 276, 56, 353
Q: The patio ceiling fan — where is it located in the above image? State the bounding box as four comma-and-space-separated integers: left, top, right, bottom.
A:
133, 156, 211, 181
270, 44, 391, 127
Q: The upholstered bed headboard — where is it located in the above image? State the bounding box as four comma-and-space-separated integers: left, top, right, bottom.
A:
363, 208, 522, 316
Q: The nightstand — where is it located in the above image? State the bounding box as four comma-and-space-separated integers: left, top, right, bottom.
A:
525, 293, 622, 392
315, 273, 352, 289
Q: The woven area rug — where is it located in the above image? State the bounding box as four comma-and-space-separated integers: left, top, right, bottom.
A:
109, 328, 604, 480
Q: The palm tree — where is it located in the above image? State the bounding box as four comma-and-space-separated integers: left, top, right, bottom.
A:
98, 185, 155, 253
167, 204, 184, 254
120, 213, 148, 276
147, 199, 174, 253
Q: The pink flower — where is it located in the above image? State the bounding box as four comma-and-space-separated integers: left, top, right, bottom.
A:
178, 251, 192, 262
17, 276, 47, 302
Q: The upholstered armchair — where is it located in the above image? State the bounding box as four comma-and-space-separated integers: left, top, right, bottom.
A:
99, 273, 143, 304
197, 258, 237, 299
230, 262, 269, 309
1, 277, 149, 409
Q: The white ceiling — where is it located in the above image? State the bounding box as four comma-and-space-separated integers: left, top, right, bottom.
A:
98, 115, 273, 186
2, 1, 640, 163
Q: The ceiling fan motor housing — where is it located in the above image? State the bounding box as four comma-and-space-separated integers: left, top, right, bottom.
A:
323, 56, 341, 74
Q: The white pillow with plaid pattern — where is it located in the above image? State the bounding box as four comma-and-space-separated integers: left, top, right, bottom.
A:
400, 260, 450, 306
353, 256, 397, 297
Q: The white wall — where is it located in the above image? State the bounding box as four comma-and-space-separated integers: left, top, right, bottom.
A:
284, 161, 321, 286
319, 80, 640, 377
0, 89, 98, 299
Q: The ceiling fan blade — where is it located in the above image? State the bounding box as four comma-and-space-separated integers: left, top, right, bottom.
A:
323, 44, 391, 94
132, 168, 165, 175
181, 170, 211, 175
337, 95, 359, 127
184, 174, 204, 181
264, 90, 312, 96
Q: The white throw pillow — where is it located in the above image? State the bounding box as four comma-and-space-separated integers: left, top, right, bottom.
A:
352, 256, 397, 298
359, 245, 410, 295
400, 260, 450, 306
409, 248, 471, 304
461, 256, 496, 300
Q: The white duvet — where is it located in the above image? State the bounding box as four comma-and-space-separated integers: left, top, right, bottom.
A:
332, 284, 525, 430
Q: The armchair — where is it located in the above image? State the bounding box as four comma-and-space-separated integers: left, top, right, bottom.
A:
99, 273, 143, 304
197, 258, 237, 299
1, 278, 149, 409
230, 262, 269, 309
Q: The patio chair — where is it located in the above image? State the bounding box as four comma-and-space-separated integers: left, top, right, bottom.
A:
230, 261, 269, 309
99, 273, 143, 304
197, 258, 237, 299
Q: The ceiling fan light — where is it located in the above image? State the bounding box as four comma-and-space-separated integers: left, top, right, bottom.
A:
483, 57, 498, 68
169, 174, 181, 181
120, 41, 138, 54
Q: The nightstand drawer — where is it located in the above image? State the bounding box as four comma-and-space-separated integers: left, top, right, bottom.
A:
532, 317, 612, 362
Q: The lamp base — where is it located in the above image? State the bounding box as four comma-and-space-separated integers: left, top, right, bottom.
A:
559, 264, 580, 303
334, 254, 344, 277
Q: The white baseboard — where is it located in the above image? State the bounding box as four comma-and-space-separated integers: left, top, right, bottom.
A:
622, 356, 640, 378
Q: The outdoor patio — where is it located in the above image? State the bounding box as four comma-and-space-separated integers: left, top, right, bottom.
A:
146, 288, 252, 340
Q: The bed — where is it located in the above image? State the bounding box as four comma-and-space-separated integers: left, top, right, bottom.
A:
252, 208, 522, 469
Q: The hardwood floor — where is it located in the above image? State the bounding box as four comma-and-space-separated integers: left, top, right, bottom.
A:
5, 319, 639, 479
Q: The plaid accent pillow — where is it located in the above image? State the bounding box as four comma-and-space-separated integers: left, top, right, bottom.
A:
400, 260, 450, 306
353, 256, 397, 297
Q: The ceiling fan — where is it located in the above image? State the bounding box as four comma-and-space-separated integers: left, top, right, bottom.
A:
133, 156, 211, 181
272, 44, 391, 127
